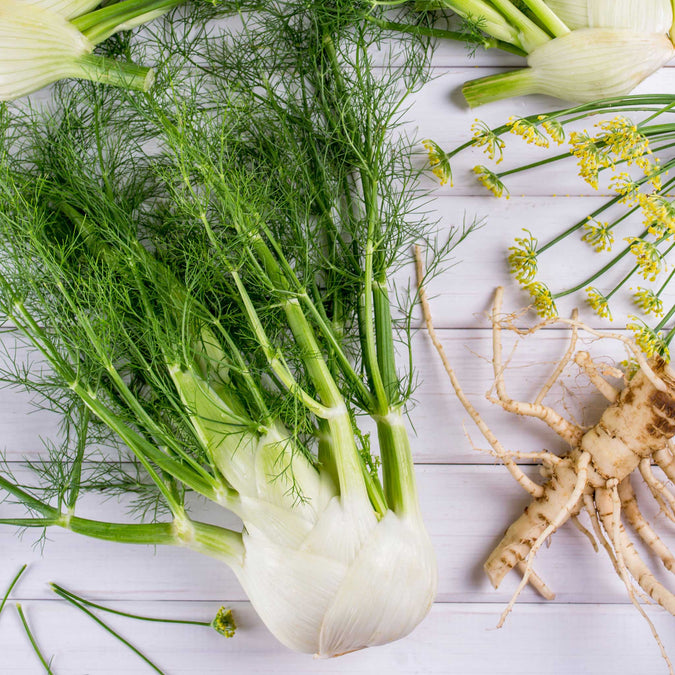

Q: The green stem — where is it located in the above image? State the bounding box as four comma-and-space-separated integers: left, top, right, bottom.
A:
228, 270, 327, 417
53, 594, 166, 674
323, 410, 373, 507
418, 0, 524, 47
322, 33, 390, 413
375, 409, 420, 517
519, 0, 569, 37
487, 0, 551, 49
66, 406, 89, 512
463, 68, 538, 108
373, 278, 399, 403
605, 265, 639, 300
657, 266, 675, 297
657, 303, 675, 336
73, 0, 181, 44
553, 238, 639, 299
0, 564, 27, 617
73, 55, 154, 92
365, 15, 527, 56
50, 584, 211, 627
0, 511, 244, 564
16, 604, 54, 675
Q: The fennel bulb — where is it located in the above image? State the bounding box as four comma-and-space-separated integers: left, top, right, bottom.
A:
0, 0, 444, 657
0, 0, 96, 100
543, 0, 673, 32
16, 0, 100, 20
464, 29, 675, 106
0, 0, 189, 100
413, 0, 675, 104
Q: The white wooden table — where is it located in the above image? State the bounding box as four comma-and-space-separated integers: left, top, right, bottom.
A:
1, 31, 674, 675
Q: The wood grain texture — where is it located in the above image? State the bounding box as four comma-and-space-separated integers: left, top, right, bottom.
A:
1, 16, 675, 675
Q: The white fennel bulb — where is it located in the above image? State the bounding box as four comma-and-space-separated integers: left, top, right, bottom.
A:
16, 0, 100, 19
237, 500, 436, 655
544, 0, 673, 32
0, 0, 94, 100
0, 0, 165, 100
170, 364, 438, 655
463, 29, 675, 106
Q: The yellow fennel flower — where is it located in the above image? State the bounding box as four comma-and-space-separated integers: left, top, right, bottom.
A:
626, 238, 663, 281
633, 287, 664, 317
627, 317, 669, 360
473, 165, 507, 198
507, 116, 549, 148
525, 281, 557, 319
585, 286, 612, 320
595, 116, 650, 165
508, 231, 538, 284
538, 116, 565, 145
639, 193, 675, 236
471, 119, 505, 163
642, 159, 664, 191
609, 172, 641, 206
422, 139, 451, 186
581, 219, 614, 252
569, 131, 601, 189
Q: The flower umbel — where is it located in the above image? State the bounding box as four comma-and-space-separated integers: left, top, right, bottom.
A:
539, 116, 565, 145
525, 281, 557, 319
507, 116, 549, 148
581, 219, 614, 252
422, 139, 451, 186
639, 194, 675, 237
585, 286, 612, 320
627, 317, 670, 360
596, 116, 650, 165
569, 131, 601, 188
473, 165, 507, 198
609, 172, 642, 206
633, 287, 664, 317
508, 231, 538, 284
626, 237, 663, 281
471, 119, 505, 163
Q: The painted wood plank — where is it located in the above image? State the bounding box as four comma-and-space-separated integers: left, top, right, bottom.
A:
0, 599, 672, 674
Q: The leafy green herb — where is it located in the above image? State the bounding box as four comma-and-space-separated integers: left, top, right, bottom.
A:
0, 0, 469, 656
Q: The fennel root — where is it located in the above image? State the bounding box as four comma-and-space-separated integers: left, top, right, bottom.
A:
416, 248, 675, 673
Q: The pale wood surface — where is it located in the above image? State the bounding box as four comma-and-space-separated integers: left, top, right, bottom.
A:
2, 19, 675, 675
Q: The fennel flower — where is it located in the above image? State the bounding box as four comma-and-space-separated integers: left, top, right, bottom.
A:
525, 281, 557, 318
581, 219, 613, 252
471, 119, 505, 162
610, 172, 642, 206
539, 116, 565, 145
634, 287, 664, 317
508, 231, 539, 283
585, 286, 612, 320
0, 0, 153, 100
507, 116, 549, 148
627, 317, 669, 359
640, 194, 675, 236
473, 165, 507, 198
627, 238, 664, 282
422, 139, 451, 185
